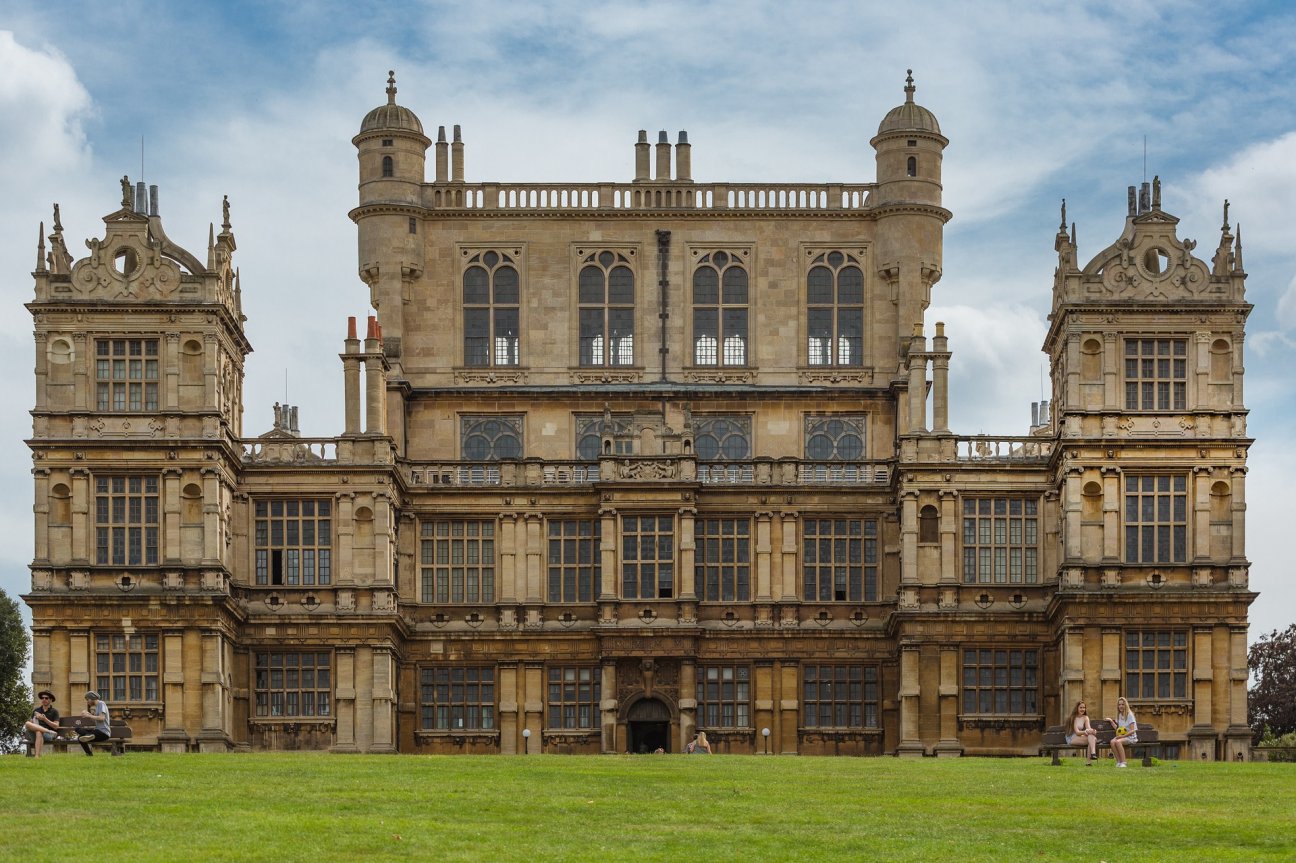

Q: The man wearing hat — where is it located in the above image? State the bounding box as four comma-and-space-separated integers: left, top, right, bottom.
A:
77, 691, 111, 755
22, 690, 61, 758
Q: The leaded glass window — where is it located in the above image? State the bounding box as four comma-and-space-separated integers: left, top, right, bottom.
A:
693, 251, 749, 366
463, 251, 520, 367
579, 251, 635, 366
461, 415, 523, 461
806, 251, 864, 366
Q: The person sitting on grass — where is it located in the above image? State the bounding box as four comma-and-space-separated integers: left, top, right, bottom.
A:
1105, 696, 1139, 768
77, 691, 111, 756
1067, 700, 1099, 763
21, 690, 60, 758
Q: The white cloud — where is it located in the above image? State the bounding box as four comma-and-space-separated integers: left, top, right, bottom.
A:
0, 31, 94, 178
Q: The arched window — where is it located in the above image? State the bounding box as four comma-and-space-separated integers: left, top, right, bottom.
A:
692, 251, 748, 366
463, 251, 520, 367
907, 156, 917, 177
461, 416, 523, 461
806, 251, 864, 366
579, 251, 635, 367
919, 505, 939, 543
382, 156, 394, 178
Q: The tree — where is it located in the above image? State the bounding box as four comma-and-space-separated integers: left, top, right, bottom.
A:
0, 588, 33, 754
1248, 622, 1296, 740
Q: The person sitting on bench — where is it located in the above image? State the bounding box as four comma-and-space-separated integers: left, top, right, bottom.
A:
1105, 696, 1139, 768
77, 691, 111, 756
1067, 700, 1099, 763
21, 690, 61, 758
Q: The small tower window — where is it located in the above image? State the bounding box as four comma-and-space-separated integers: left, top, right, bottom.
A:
382, 156, 394, 177
906, 156, 917, 177
907, 139, 917, 147
382, 138, 393, 147
409, 217, 417, 234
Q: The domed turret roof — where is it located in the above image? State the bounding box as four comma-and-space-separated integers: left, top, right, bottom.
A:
359, 71, 424, 135
877, 70, 941, 136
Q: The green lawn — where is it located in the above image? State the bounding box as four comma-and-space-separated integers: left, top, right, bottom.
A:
4, 753, 1293, 862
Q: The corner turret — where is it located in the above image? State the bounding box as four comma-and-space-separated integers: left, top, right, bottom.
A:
871, 69, 947, 207
353, 70, 429, 205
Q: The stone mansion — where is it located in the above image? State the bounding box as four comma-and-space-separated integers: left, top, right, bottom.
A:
24, 72, 1254, 758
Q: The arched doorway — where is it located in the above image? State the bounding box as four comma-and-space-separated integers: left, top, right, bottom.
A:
627, 697, 671, 753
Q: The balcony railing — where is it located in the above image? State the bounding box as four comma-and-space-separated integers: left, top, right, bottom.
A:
422, 181, 876, 213
405, 460, 892, 488
242, 438, 337, 463
955, 436, 1055, 463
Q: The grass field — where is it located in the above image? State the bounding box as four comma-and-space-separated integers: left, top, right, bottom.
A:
5, 752, 1293, 862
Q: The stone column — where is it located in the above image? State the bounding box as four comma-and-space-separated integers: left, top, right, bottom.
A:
203, 333, 218, 410
72, 332, 88, 409
524, 514, 543, 604
332, 647, 358, 753
158, 629, 189, 752
1063, 467, 1083, 563
498, 663, 519, 755
778, 512, 799, 602
934, 645, 962, 756
778, 660, 799, 754
1059, 627, 1086, 720
938, 490, 957, 583
198, 630, 231, 751
1100, 627, 1122, 709
1232, 332, 1245, 408
1193, 466, 1213, 562
754, 660, 775, 753
677, 506, 696, 601
374, 494, 394, 587
523, 662, 544, 754
342, 318, 362, 435
1188, 626, 1217, 761
201, 469, 221, 565
1101, 467, 1120, 563
678, 659, 697, 753
336, 494, 356, 586
1101, 332, 1118, 410
598, 508, 617, 601
1193, 331, 1211, 409
498, 512, 518, 604
897, 645, 924, 756
754, 511, 773, 602
600, 660, 618, 753
33, 469, 50, 563
1225, 625, 1252, 761
163, 468, 182, 565
1230, 467, 1246, 562
370, 647, 397, 753
70, 469, 89, 564
900, 491, 918, 585
907, 338, 927, 433
931, 323, 950, 433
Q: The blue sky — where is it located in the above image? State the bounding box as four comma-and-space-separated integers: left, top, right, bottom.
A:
2, 1, 1293, 643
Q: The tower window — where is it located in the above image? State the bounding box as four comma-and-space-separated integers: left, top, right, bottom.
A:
463, 251, 520, 367
692, 251, 749, 366
382, 138, 393, 147
806, 251, 865, 366
907, 139, 917, 147
579, 251, 635, 367
907, 156, 917, 177
409, 217, 417, 234
382, 156, 394, 177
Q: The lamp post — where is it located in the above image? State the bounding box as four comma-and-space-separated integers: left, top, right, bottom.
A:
522, 727, 531, 755
762, 727, 770, 755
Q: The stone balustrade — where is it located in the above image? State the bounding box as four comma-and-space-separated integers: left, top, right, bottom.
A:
955, 435, 1055, 462
423, 182, 875, 212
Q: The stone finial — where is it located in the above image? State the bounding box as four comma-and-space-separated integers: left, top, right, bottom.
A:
1059, 198, 1067, 231
207, 223, 216, 269
386, 70, 397, 105
1152, 175, 1161, 209
1222, 199, 1230, 231
1234, 224, 1244, 273
121, 175, 132, 208
53, 203, 63, 233
36, 221, 46, 273
221, 195, 231, 231
1127, 185, 1136, 216
904, 69, 915, 102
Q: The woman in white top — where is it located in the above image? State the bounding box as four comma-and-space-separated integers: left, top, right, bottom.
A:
1067, 700, 1099, 762
1105, 696, 1138, 767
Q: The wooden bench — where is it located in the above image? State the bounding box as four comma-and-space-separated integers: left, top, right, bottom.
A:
47, 717, 134, 756
1041, 720, 1159, 766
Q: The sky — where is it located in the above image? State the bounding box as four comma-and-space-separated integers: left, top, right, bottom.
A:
1, 0, 1293, 650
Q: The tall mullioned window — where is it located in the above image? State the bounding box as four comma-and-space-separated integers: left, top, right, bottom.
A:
1124, 475, 1187, 563
95, 633, 160, 703
460, 416, 523, 461
961, 498, 1039, 584
421, 521, 496, 603
421, 667, 495, 730
804, 416, 865, 461
96, 338, 159, 411
254, 652, 331, 718
802, 518, 878, 602
692, 251, 749, 366
255, 499, 333, 586
961, 648, 1039, 715
696, 518, 751, 602
696, 665, 751, 728
95, 476, 159, 565
579, 251, 635, 366
622, 515, 674, 599
803, 665, 879, 728
547, 667, 600, 729
693, 416, 751, 461
463, 251, 520, 367
806, 251, 864, 366
548, 519, 600, 603
1124, 338, 1186, 411
1125, 630, 1188, 700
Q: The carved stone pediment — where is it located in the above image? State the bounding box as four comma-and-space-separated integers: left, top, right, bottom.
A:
71, 215, 186, 301
1075, 208, 1214, 302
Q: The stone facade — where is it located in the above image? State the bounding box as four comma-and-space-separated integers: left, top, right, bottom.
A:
24, 73, 1254, 758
